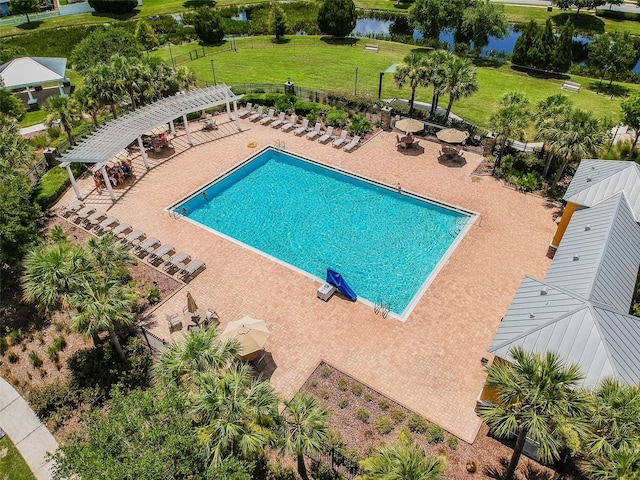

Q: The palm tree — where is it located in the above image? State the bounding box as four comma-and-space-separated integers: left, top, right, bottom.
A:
359, 437, 445, 480
281, 391, 330, 479
191, 364, 280, 467
143, 57, 173, 101
425, 49, 453, 119
70, 278, 137, 360
84, 64, 125, 119
479, 347, 589, 480
22, 242, 95, 314
582, 448, 640, 480
44, 95, 79, 146
86, 234, 136, 280
0, 113, 33, 169
174, 65, 198, 92
533, 94, 573, 178
109, 54, 147, 110
442, 55, 478, 123
73, 85, 103, 128
152, 327, 240, 389
489, 91, 531, 175
393, 52, 429, 113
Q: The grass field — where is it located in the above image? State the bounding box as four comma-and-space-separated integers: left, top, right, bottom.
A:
153, 36, 638, 131
0, 436, 36, 480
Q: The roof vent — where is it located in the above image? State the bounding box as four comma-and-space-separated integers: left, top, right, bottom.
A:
573, 254, 580, 261
585, 224, 591, 231
586, 177, 592, 182
529, 313, 536, 318
540, 287, 549, 296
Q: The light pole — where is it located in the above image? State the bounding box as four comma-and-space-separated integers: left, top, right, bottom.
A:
354, 67, 358, 96
168, 42, 175, 72
210, 59, 217, 86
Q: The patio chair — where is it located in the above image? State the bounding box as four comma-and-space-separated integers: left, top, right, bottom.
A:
306, 123, 322, 140
248, 106, 264, 122
95, 216, 119, 234
112, 222, 133, 239
293, 119, 309, 136
270, 112, 286, 129
73, 206, 96, 224
259, 109, 275, 125
318, 126, 334, 144
205, 309, 220, 326
281, 114, 297, 132
178, 259, 206, 282
135, 237, 160, 257
163, 251, 191, 273
123, 230, 146, 246
343, 135, 361, 152
237, 102, 253, 118
396, 134, 408, 150
83, 210, 106, 228
60, 199, 84, 218
332, 131, 348, 148
165, 313, 182, 333
149, 244, 175, 266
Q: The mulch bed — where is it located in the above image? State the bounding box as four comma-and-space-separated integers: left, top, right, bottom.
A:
301, 362, 555, 480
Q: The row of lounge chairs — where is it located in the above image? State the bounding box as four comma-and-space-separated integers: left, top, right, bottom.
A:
237, 103, 361, 152
59, 201, 206, 282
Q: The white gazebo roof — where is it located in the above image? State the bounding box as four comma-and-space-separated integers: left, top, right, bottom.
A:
0, 57, 67, 90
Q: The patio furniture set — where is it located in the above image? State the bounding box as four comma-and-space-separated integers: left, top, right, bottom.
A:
238, 103, 361, 152
60, 201, 207, 283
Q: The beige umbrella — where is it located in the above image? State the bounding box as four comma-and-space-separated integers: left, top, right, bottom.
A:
395, 118, 424, 134
186, 291, 198, 314
436, 128, 469, 144
144, 126, 168, 136
219, 316, 270, 360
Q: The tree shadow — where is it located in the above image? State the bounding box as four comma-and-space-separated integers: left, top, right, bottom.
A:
271, 37, 291, 45
551, 12, 605, 33
183, 0, 216, 7
392, 1, 413, 10
510, 65, 571, 80
89, 9, 140, 20
474, 57, 509, 69
16, 20, 43, 30
409, 47, 432, 54
320, 36, 358, 46
584, 81, 631, 98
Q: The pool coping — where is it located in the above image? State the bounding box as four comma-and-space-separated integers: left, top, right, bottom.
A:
166, 145, 479, 322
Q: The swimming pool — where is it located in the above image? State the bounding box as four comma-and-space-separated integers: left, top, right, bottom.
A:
171, 147, 474, 319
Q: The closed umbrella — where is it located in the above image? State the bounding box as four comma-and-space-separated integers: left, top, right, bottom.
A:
436, 128, 469, 144
394, 118, 424, 134
186, 291, 198, 314
219, 316, 270, 360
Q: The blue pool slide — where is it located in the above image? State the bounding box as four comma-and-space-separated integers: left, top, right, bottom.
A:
326, 268, 357, 301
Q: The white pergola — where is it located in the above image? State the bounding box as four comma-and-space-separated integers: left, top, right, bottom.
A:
58, 85, 243, 201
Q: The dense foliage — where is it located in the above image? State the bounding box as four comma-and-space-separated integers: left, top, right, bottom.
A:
587, 32, 638, 92
620, 93, 640, 158
71, 26, 144, 71
268, 2, 288, 41
317, 0, 357, 38
193, 6, 225, 44
8, 0, 39, 22
512, 20, 573, 73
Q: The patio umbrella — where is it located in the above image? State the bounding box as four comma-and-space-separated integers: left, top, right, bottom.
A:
186, 291, 198, 314
394, 118, 424, 134
219, 316, 270, 359
436, 128, 469, 144
144, 126, 168, 136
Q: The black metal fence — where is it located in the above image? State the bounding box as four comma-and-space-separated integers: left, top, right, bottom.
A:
306, 444, 361, 480
138, 326, 167, 355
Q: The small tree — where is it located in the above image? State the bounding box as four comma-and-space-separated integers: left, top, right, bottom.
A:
511, 20, 538, 67
44, 95, 80, 146
268, 2, 287, 41
552, 20, 573, 72
408, 0, 448, 41
9, 0, 39, 23
457, 0, 507, 53
393, 52, 428, 113
619, 93, 640, 159
489, 91, 531, 174
0, 87, 26, 120
193, 6, 225, 44
317, 0, 356, 38
135, 20, 160, 52
588, 32, 637, 93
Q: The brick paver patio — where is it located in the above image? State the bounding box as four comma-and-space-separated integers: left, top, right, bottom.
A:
56, 114, 557, 443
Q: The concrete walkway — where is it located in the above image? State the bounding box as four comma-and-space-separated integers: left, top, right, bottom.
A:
19, 123, 47, 137
0, 377, 57, 480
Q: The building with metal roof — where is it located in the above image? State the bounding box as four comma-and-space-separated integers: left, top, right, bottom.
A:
0, 57, 68, 106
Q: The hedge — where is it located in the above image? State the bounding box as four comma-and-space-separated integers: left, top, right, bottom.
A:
595, 8, 640, 21
32, 163, 85, 209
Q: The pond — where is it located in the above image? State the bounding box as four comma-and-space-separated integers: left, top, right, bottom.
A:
352, 18, 640, 73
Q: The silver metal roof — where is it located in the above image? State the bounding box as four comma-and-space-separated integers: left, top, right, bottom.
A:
59, 85, 241, 165
545, 193, 640, 312
0, 57, 67, 89
564, 159, 640, 222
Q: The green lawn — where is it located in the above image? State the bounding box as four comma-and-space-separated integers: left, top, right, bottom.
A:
21, 109, 46, 127
0, 436, 36, 480
153, 36, 637, 133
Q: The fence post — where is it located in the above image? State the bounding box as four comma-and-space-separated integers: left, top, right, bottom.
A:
189, 51, 193, 61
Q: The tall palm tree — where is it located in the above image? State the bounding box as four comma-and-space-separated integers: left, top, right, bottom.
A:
22, 242, 95, 314
281, 391, 330, 479
44, 95, 80, 146
479, 347, 589, 480
191, 364, 280, 467
425, 49, 453, 119
84, 64, 125, 119
70, 278, 137, 360
86, 234, 136, 280
152, 327, 241, 389
0, 113, 33, 169
359, 438, 445, 480
73, 85, 103, 129
109, 54, 147, 110
489, 91, 531, 175
393, 52, 429, 114
143, 58, 173, 101
533, 94, 573, 178
442, 55, 478, 123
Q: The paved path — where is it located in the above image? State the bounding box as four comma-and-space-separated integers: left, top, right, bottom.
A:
0, 377, 57, 480
19, 123, 47, 136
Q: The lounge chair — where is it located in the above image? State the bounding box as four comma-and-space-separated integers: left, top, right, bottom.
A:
306, 123, 322, 140
248, 106, 264, 122
123, 230, 146, 246
237, 102, 253, 118
112, 223, 133, 239
178, 259, 206, 282
293, 119, 309, 136
332, 131, 348, 148
84, 210, 107, 228
95, 216, 119, 234
166, 313, 182, 333
260, 109, 275, 125
135, 237, 160, 257
73, 206, 96, 224
343, 135, 361, 152
281, 114, 297, 132
149, 244, 175, 266
270, 112, 286, 129
164, 251, 191, 273
60, 199, 83, 218
318, 126, 334, 144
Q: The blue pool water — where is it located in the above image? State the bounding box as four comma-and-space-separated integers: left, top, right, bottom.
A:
174, 148, 471, 317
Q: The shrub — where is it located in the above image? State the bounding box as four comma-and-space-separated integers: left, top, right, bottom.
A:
88, 0, 138, 14
364, 392, 373, 402
355, 407, 369, 422
466, 460, 477, 473
146, 285, 161, 304
8, 352, 18, 363
512, 171, 542, 192
7, 329, 22, 346
348, 115, 372, 136
447, 436, 458, 450
325, 429, 346, 452
310, 461, 340, 480
408, 413, 428, 433
320, 388, 330, 399
390, 407, 406, 424
0, 336, 7, 356
320, 366, 331, 378
310, 379, 318, 388
47, 127, 61, 140
193, 6, 225, 44
351, 382, 363, 396
52, 335, 67, 352
326, 109, 347, 127
338, 397, 349, 409
275, 94, 297, 112
426, 424, 445, 444
375, 416, 393, 435
32, 162, 84, 209
29, 351, 43, 368
47, 345, 58, 362
337, 376, 348, 391
378, 398, 390, 410
293, 100, 325, 116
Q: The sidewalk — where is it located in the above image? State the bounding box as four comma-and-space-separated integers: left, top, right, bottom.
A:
0, 377, 58, 480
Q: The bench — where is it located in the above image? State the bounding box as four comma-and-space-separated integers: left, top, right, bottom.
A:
561, 81, 581, 93
364, 44, 379, 53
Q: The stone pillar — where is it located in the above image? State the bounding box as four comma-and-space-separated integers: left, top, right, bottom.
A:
284, 77, 294, 95
484, 133, 496, 156
381, 106, 392, 131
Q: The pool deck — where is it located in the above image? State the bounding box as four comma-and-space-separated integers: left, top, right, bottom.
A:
55, 115, 557, 444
